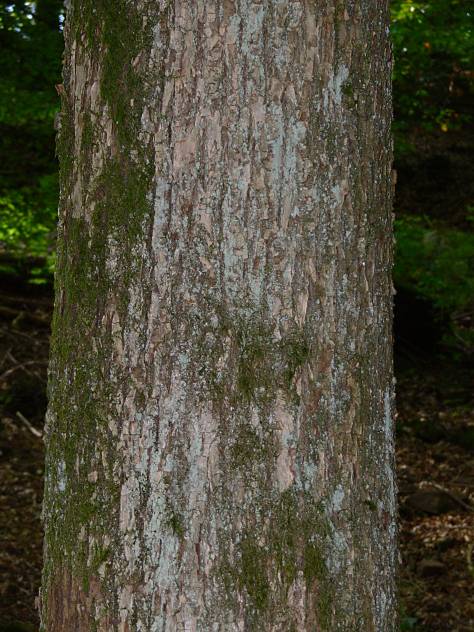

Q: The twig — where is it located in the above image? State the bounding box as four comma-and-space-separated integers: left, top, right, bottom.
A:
15, 411, 43, 438
0, 325, 44, 343
0, 292, 52, 307
0, 347, 12, 370
467, 544, 474, 578
430, 482, 474, 513
0, 360, 47, 382
0, 305, 50, 326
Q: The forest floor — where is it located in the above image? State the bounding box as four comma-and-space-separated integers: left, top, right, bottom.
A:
0, 281, 472, 632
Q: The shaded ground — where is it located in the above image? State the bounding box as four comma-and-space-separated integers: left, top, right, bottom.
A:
0, 279, 472, 631
397, 364, 474, 631
0, 280, 50, 631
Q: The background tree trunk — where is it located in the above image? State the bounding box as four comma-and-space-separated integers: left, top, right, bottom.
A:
41, 1, 396, 630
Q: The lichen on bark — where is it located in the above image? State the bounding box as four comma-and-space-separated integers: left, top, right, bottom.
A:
42, 1, 397, 630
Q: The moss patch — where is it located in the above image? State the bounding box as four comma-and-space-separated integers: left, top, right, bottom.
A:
43, 0, 169, 619
215, 487, 333, 628
238, 538, 270, 612
188, 305, 310, 410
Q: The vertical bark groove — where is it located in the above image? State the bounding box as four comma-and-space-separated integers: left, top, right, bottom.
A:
42, 1, 396, 630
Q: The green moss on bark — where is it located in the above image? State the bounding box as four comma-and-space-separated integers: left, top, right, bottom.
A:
239, 538, 270, 612
42, 1, 168, 620
76, 0, 157, 146
189, 304, 310, 409
215, 487, 333, 629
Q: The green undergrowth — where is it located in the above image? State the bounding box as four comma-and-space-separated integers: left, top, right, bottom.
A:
395, 216, 474, 351
0, 179, 57, 283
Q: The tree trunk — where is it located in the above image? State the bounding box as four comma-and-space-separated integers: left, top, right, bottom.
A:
41, 1, 396, 630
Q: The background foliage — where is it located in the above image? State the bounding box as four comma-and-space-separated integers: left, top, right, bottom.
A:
392, 0, 474, 353
392, 0, 473, 136
0, 0, 62, 279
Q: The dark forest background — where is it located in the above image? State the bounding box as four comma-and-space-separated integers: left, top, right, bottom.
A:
0, 2, 472, 631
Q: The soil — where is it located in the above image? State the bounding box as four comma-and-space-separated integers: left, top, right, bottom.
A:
0, 280, 472, 631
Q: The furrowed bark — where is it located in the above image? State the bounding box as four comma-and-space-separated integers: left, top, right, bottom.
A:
41, 1, 396, 630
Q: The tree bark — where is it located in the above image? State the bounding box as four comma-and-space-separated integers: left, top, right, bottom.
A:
41, 1, 396, 630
